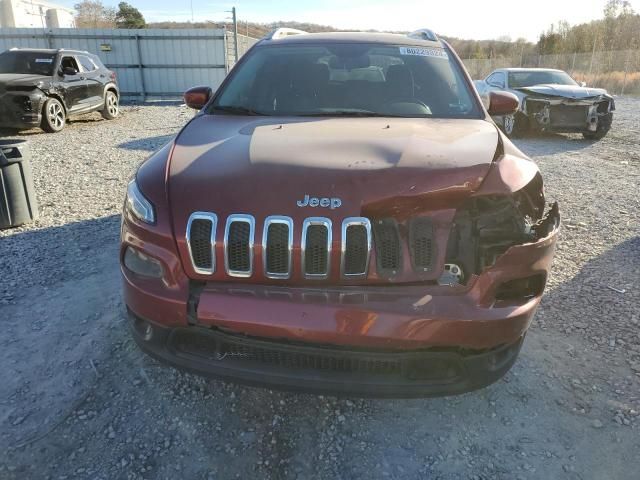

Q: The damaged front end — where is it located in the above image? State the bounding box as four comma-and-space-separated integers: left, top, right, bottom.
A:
442, 135, 560, 308
520, 90, 614, 137
0, 84, 47, 129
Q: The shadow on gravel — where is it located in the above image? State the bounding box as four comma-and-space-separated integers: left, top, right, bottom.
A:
118, 134, 175, 151
0, 215, 121, 302
538, 235, 640, 345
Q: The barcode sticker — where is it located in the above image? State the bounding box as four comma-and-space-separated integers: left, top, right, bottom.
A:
35, 58, 53, 63
400, 47, 449, 60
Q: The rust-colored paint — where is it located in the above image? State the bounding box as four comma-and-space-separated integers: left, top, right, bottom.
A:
167, 115, 500, 285
488, 91, 519, 116
184, 86, 212, 110
122, 76, 559, 353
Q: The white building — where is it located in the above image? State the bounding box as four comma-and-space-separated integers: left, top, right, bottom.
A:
0, 0, 76, 28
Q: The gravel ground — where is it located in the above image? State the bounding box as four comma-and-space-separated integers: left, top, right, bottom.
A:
0, 99, 639, 480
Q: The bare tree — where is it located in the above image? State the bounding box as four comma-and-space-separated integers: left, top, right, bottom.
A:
74, 0, 116, 28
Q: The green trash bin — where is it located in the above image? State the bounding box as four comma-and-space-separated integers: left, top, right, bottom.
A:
0, 139, 39, 229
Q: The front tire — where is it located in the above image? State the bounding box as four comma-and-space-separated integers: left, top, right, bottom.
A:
41, 98, 66, 133
501, 112, 527, 138
583, 113, 612, 140
101, 91, 119, 120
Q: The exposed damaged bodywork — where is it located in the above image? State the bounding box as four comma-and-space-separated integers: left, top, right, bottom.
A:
519, 87, 615, 138
477, 68, 615, 139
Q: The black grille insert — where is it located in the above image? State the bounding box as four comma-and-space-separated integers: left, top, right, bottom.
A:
409, 217, 434, 272
373, 219, 401, 276
265, 222, 290, 275
172, 330, 402, 376
170, 328, 468, 383
189, 218, 213, 270
344, 224, 368, 275
304, 224, 329, 276
227, 221, 251, 273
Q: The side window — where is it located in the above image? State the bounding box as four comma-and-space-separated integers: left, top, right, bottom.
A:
78, 55, 96, 72
90, 55, 106, 70
486, 72, 505, 88
60, 56, 80, 74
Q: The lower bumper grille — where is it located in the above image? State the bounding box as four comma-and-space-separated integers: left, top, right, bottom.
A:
170, 328, 467, 381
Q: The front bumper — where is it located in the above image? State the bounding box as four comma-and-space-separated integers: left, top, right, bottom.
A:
0, 91, 45, 129
129, 309, 524, 398
524, 96, 613, 133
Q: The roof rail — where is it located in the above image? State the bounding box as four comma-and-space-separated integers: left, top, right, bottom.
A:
264, 28, 308, 40
407, 29, 438, 42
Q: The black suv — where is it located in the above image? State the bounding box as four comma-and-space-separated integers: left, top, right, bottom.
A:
0, 48, 119, 133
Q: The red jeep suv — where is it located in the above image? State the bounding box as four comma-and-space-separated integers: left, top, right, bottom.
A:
121, 29, 559, 397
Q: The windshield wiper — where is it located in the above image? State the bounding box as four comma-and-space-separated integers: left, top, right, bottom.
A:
212, 105, 266, 116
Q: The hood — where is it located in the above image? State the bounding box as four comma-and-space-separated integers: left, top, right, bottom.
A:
516, 83, 608, 99
0, 73, 50, 89
168, 115, 499, 229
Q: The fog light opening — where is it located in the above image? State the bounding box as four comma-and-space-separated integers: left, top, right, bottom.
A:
494, 274, 545, 303
124, 246, 163, 278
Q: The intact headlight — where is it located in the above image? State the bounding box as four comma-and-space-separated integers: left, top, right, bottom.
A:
126, 179, 155, 224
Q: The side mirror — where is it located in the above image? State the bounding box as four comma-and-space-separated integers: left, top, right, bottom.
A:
184, 86, 213, 110
580, 81, 587, 87
488, 91, 519, 116
62, 66, 78, 76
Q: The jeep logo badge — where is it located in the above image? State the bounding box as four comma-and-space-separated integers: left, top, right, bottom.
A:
296, 194, 342, 209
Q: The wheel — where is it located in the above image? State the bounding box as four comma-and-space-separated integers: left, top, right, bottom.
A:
583, 113, 612, 140
101, 91, 119, 120
41, 98, 66, 133
501, 112, 528, 138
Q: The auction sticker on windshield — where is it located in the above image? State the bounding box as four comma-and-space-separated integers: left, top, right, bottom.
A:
399, 47, 449, 60
35, 58, 53, 63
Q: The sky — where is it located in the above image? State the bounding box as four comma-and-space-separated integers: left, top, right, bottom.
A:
55, 0, 639, 42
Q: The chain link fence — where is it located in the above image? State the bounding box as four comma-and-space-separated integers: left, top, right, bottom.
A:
463, 49, 640, 95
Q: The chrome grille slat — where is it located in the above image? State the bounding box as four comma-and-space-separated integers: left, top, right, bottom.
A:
341, 217, 371, 278
186, 212, 217, 274
224, 214, 255, 277
263, 216, 293, 279
301, 217, 332, 279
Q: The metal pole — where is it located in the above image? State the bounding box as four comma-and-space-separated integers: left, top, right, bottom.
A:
588, 33, 597, 76
135, 34, 147, 101
621, 50, 631, 96
232, 7, 239, 65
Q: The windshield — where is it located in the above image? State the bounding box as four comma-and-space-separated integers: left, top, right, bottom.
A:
508, 70, 577, 88
0, 51, 56, 76
211, 43, 481, 118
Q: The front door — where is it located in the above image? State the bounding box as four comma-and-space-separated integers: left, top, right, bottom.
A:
56, 55, 88, 112
77, 54, 105, 108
